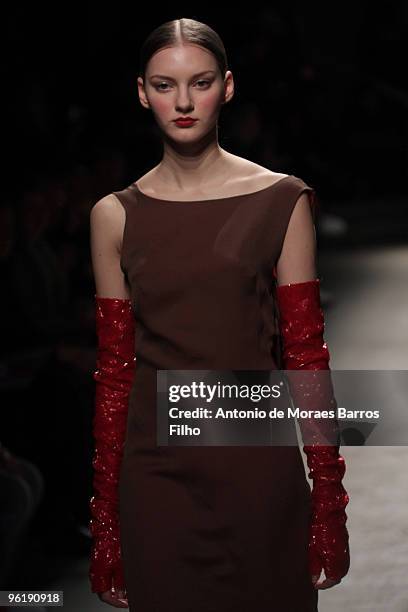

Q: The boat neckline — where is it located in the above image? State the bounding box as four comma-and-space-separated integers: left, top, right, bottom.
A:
131, 174, 293, 203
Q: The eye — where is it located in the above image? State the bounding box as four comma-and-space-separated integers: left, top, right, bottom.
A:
156, 82, 170, 91
154, 79, 211, 92
195, 79, 210, 88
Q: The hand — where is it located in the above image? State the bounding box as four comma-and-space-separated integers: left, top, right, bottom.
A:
98, 587, 128, 608
93, 559, 128, 608
311, 574, 341, 590
309, 518, 350, 590
89, 514, 127, 603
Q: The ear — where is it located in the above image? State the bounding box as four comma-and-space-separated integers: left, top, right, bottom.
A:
137, 76, 150, 109
222, 70, 234, 104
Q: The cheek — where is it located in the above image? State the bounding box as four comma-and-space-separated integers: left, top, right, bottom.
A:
199, 90, 223, 112
151, 97, 173, 117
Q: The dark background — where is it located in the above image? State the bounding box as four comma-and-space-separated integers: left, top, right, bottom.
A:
0, 3, 407, 607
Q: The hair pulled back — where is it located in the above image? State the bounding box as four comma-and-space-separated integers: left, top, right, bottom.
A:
139, 18, 228, 81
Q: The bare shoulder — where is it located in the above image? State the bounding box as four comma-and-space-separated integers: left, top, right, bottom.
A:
90, 193, 125, 251
276, 188, 317, 285
90, 192, 124, 221
90, 193, 130, 298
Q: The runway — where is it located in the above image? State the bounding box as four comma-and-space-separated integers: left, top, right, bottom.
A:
314, 244, 408, 612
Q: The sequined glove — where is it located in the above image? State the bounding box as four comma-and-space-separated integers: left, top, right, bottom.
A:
89, 296, 136, 594
276, 279, 350, 584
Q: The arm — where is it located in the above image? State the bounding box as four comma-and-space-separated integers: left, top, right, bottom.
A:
89, 194, 135, 608
275, 193, 350, 590
90, 194, 129, 300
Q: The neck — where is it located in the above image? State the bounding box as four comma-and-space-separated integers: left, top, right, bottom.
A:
157, 125, 231, 191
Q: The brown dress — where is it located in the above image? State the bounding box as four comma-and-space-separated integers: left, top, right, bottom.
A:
113, 174, 319, 612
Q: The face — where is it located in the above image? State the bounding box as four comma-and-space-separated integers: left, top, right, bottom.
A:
138, 43, 234, 141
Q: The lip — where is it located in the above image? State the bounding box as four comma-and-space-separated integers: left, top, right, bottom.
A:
174, 118, 198, 126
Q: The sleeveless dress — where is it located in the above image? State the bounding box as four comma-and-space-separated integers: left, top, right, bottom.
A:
113, 174, 319, 612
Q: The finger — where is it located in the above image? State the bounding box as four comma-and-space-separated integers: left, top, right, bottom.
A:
113, 584, 127, 596
98, 590, 129, 608
112, 590, 129, 608
314, 577, 341, 590
115, 590, 129, 605
310, 565, 322, 586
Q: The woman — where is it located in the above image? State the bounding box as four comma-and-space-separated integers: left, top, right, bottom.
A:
88, 17, 350, 611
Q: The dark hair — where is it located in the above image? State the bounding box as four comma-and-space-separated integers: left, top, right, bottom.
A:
139, 18, 228, 81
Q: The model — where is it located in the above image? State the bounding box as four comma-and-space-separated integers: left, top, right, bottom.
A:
88, 17, 350, 612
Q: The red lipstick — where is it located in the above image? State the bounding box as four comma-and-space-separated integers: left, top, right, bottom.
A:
174, 117, 198, 127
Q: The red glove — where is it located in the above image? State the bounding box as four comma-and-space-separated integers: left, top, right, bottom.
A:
89, 296, 136, 594
276, 278, 350, 584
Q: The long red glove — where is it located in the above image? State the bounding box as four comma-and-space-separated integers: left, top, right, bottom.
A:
276, 278, 350, 584
89, 296, 136, 594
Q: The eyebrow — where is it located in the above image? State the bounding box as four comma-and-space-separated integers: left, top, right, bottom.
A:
149, 70, 216, 80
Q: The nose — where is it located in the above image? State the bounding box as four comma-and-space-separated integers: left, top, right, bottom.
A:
175, 85, 194, 112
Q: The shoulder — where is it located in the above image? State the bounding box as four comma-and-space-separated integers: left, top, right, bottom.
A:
227, 152, 313, 185
90, 193, 126, 250
236, 160, 312, 194
224, 157, 290, 192
251, 165, 317, 216
90, 192, 124, 217
90, 192, 126, 225
225, 153, 282, 179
